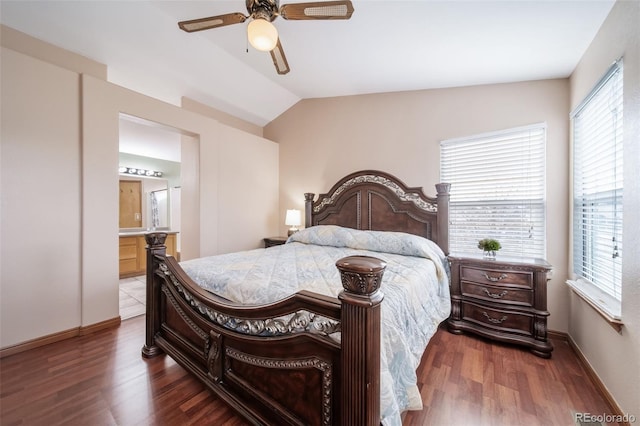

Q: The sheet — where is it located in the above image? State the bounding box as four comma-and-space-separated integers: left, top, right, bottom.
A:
180, 225, 451, 426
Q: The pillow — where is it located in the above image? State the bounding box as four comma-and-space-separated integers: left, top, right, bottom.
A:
288, 225, 446, 265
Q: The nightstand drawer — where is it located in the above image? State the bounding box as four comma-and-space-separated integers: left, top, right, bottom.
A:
461, 281, 533, 306
461, 266, 533, 288
462, 301, 532, 336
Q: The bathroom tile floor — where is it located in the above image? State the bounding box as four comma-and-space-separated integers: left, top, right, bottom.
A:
119, 275, 146, 320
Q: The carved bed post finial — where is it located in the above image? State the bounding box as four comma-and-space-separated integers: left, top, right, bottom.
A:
435, 183, 451, 255
336, 256, 386, 426
304, 193, 315, 228
141, 232, 167, 358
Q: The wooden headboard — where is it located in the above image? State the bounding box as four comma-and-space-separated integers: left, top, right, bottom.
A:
304, 170, 450, 255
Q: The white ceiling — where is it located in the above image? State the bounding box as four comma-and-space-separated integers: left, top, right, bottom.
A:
1, 0, 615, 128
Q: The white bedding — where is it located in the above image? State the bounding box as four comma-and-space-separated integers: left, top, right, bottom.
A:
180, 225, 451, 426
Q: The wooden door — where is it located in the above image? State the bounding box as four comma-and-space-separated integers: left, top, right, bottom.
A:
119, 180, 142, 228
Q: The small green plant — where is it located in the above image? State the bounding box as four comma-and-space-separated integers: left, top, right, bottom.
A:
478, 238, 501, 252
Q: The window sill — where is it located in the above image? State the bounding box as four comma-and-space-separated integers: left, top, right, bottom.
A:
566, 279, 623, 333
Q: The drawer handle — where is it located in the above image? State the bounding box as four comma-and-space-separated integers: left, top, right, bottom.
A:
482, 311, 508, 324
483, 273, 507, 282
483, 288, 508, 299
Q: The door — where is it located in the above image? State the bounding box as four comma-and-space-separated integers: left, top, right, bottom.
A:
119, 180, 142, 228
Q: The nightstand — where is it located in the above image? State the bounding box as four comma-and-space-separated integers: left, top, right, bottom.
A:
263, 236, 287, 248
447, 254, 553, 358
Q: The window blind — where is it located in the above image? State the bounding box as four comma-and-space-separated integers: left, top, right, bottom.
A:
571, 60, 623, 304
440, 124, 546, 258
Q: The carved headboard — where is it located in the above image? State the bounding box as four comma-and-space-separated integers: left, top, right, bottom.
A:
304, 170, 450, 255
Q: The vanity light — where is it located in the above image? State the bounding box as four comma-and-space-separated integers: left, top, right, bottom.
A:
119, 166, 163, 178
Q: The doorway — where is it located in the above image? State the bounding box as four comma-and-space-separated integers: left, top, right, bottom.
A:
118, 114, 183, 320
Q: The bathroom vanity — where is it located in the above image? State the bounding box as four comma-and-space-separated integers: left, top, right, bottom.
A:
119, 231, 178, 278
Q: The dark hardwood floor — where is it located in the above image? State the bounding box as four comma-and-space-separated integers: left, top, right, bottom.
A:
403, 327, 616, 425
0, 316, 616, 425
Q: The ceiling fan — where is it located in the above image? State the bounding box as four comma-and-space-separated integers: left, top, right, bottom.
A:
178, 0, 355, 75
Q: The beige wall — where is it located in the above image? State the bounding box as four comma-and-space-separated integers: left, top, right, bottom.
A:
0, 27, 279, 348
1, 46, 83, 345
182, 97, 264, 138
217, 124, 279, 253
568, 0, 640, 417
265, 79, 571, 333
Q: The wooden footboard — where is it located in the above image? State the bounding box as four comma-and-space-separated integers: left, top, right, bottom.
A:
142, 232, 386, 426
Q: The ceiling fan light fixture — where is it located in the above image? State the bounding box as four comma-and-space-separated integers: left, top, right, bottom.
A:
247, 18, 278, 52
179, 1, 355, 74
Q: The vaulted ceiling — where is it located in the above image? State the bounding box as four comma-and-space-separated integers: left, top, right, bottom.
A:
1, 1, 615, 127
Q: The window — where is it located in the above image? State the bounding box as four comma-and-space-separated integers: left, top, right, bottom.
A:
569, 59, 623, 320
440, 124, 546, 258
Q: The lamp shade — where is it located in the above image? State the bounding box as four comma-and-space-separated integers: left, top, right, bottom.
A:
285, 209, 301, 226
247, 18, 278, 52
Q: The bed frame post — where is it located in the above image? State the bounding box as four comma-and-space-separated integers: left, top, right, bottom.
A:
336, 255, 386, 426
304, 192, 315, 228
141, 232, 167, 358
435, 183, 451, 255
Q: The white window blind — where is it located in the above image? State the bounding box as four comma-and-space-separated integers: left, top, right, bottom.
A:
571, 59, 623, 306
440, 124, 546, 258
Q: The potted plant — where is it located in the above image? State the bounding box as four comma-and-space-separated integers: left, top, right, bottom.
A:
478, 238, 501, 260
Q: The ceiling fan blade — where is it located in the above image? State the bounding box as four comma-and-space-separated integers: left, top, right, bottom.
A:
178, 12, 247, 32
279, 1, 354, 20
270, 40, 290, 75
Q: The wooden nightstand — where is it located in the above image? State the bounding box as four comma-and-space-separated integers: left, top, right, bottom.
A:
263, 236, 287, 248
447, 254, 553, 358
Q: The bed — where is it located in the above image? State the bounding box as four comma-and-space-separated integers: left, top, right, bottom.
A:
142, 170, 451, 426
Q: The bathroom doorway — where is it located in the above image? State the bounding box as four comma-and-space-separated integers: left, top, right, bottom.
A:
117, 114, 182, 319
